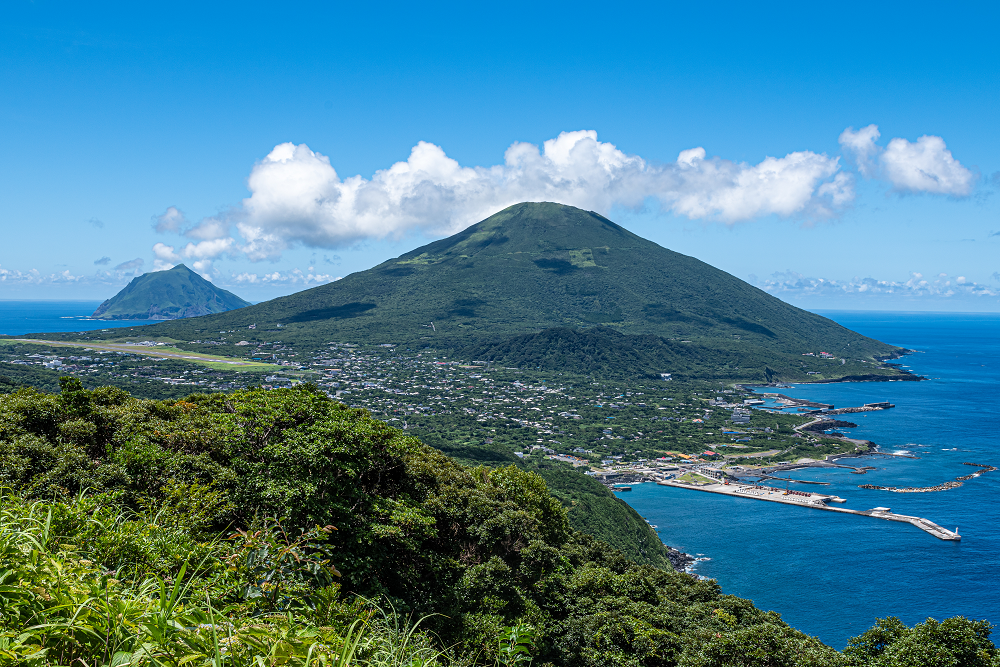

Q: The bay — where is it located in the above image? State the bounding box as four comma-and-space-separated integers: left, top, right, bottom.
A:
621, 311, 1000, 648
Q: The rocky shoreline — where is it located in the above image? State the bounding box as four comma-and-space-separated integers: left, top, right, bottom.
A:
666, 546, 696, 572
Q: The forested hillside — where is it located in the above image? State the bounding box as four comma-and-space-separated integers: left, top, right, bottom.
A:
93, 263, 251, 320
36, 203, 910, 383
1, 381, 995, 666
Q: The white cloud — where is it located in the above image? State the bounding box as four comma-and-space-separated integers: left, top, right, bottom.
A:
0, 266, 85, 285
665, 148, 848, 220
150, 127, 973, 266
225, 131, 850, 259
152, 242, 181, 271
153, 206, 187, 233
180, 238, 235, 260
838, 125, 881, 177
881, 135, 975, 195
191, 260, 214, 277
184, 216, 230, 240
113, 258, 144, 275
756, 270, 997, 299
231, 270, 339, 285
839, 125, 975, 196
152, 239, 233, 273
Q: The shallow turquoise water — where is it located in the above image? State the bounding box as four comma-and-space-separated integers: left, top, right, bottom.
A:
621, 311, 1000, 648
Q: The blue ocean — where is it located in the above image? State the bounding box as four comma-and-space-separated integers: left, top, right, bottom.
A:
0, 301, 157, 336
622, 311, 1000, 648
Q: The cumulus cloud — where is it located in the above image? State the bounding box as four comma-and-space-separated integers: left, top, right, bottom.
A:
94, 256, 111, 265
756, 270, 998, 299
152, 242, 181, 271
838, 125, 881, 177
882, 136, 975, 195
152, 127, 974, 265
839, 125, 975, 195
151, 238, 234, 274
184, 217, 230, 240
153, 206, 187, 233
87, 217, 104, 228
214, 131, 851, 260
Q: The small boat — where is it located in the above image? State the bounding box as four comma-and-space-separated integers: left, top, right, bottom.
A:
613, 486, 632, 492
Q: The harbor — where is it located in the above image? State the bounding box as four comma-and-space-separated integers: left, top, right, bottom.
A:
656, 479, 962, 541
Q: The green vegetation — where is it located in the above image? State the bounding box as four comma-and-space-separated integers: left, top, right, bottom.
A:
1, 380, 995, 666
0, 362, 66, 395
92, 264, 251, 320
35, 203, 912, 383
0, 346, 262, 400
675, 472, 714, 484
522, 461, 683, 570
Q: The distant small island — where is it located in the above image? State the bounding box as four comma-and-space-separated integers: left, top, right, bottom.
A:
92, 263, 251, 320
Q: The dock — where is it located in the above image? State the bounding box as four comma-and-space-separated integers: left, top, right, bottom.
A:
656, 480, 961, 541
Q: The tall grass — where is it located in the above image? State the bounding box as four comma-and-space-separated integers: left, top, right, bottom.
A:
0, 492, 465, 667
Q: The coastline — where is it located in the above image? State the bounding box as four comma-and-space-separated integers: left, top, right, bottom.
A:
616, 313, 1000, 647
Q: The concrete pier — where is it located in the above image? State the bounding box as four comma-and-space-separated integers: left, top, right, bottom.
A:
656, 480, 961, 541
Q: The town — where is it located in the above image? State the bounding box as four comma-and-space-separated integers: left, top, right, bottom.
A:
1, 336, 876, 478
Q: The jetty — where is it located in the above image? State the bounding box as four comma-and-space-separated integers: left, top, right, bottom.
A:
657, 480, 961, 541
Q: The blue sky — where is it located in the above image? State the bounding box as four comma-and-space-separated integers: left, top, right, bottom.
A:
1, 0, 998, 310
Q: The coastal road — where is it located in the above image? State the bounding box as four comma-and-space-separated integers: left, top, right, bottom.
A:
794, 416, 826, 432
11, 338, 274, 368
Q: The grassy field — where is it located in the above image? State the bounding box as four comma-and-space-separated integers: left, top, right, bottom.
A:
675, 472, 717, 484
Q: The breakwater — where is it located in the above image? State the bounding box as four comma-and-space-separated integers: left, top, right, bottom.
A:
658, 479, 961, 540
760, 393, 895, 415
858, 461, 997, 493
827, 404, 894, 415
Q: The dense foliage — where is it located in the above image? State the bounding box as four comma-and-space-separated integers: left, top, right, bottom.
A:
1, 380, 995, 666
0, 359, 207, 400
416, 412, 680, 571
0, 363, 64, 394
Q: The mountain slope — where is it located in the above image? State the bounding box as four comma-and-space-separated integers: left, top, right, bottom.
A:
93, 264, 251, 320
107, 203, 902, 380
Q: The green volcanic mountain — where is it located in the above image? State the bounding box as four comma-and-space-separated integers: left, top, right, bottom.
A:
128, 203, 904, 380
92, 264, 251, 320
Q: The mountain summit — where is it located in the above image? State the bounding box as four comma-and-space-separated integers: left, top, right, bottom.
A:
92, 264, 251, 320
146, 203, 904, 380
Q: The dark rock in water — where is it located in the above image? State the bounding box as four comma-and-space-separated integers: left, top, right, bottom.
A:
667, 547, 696, 571
803, 419, 858, 432
93, 264, 251, 320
